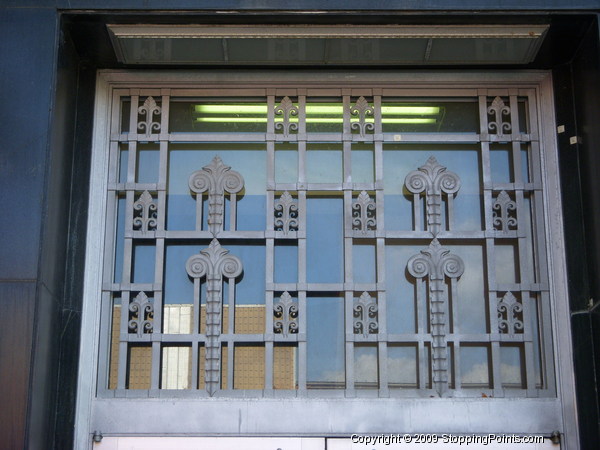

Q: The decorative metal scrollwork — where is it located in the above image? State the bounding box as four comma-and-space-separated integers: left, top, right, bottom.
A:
274, 191, 299, 235
274, 96, 299, 138
350, 96, 375, 137
407, 238, 464, 396
493, 190, 517, 231
186, 239, 243, 395
133, 190, 158, 232
188, 156, 244, 236
137, 96, 161, 136
273, 292, 298, 337
497, 292, 524, 334
353, 292, 378, 337
404, 157, 461, 236
488, 96, 511, 135
352, 191, 376, 234
128, 292, 154, 337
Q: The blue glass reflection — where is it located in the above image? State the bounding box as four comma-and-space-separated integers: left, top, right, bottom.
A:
274, 242, 298, 284
307, 198, 343, 283
307, 295, 345, 386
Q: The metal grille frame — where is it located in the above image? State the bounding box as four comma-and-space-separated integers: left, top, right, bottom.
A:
75, 70, 578, 449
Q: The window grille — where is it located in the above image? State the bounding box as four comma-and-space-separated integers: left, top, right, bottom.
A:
99, 86, 553, 400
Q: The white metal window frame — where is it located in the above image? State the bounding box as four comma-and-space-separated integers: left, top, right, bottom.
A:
75, 70, 578, 449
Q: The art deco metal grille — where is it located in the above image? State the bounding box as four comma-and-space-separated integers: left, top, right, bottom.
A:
98, 86, 554, 400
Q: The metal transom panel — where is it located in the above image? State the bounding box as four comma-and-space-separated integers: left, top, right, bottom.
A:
77, 71, 578, 448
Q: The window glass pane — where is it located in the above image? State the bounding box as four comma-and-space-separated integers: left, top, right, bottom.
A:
351, 143, 375, 184
274, 344, 298, 390
490, 144, 513, 184
113, 196, 126, 283
132, 242, 155, 284
136, 144, 160, 183
307, 294, 345, 388
170, 100, 267, 133
460, 345, 490, 388
381, 100, 479, 133
385, 243, 421, 334
305, 101, 343, 133
161, 345, 192, 389
354, 345, 378, 388
306, 197, 343, 283
446, 245, 487, 334
388, 345, 417, 388
353, 240, 376, 284
383, 144, 482, 231
274, 241, 298, 284
275, 143, 298, 184
306, 143, 343, 183
167, 143, 266, 231
500, 345, 524, 388
234, 345, 265, 389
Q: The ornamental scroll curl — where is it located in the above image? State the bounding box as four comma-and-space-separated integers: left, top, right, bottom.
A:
487, 96, 512, 135
350, 96, 375, 137
137, 96, 161, 136
189, 156, 244, 236
133, 190, 157, 232
274, 191, 299, 235
186, 239, 243, 396
128, 292, 154, 337
493, 190, 517, 231
497, 292, 524, 334
273, 292, 298, 337
274, 96, 299, 138
407, 238, 464, 396
353, 292, 378, 338
404, 156, 461, 236
352, 191, 376, 235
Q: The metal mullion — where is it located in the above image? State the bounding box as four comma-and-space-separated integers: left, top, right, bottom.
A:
228, 279, 235, 339
150, 298, 162, 394
97, 291, 112, 393
150, 239, 164, 393
167, 133, 268, 142
539, 291, 556, 392
453, 338, 461, 392
117, 291, 131, 390
127, 141, 138, 185
229, 193, 237, 231
298, 290, 307, 392
413, 194, 422, 231
108, 141, 121, 184
157, 138, 168, 227
376, 239, 386, 333
298, 141, 306, 187
265, 289, 274, 392
265, 236, 275, 391
103, 193, 119, 286
110, 89, 124, 139
160, 91, 170, 138
298, 190, 307, 284
345, 291, 355, 394
416, 278, 427, 390
521, 290, 536, 395
129, 93, 140, 139
484, 233, 502, 396
343, 93, 351, 140
446, 195, 454, 231
227, 338, 234, 391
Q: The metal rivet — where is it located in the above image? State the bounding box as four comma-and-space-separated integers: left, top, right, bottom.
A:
92, 431, 103, 443
550, 430, 561, 444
